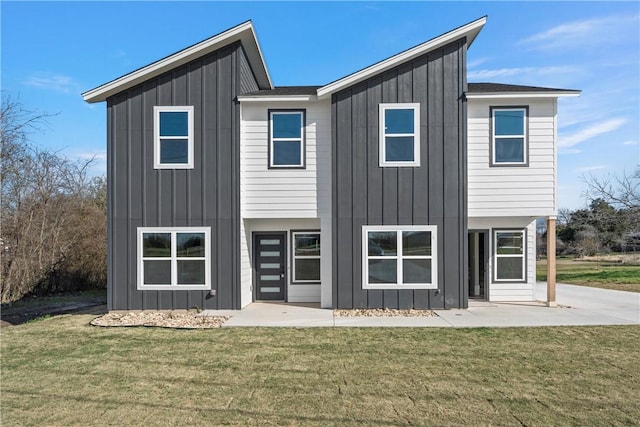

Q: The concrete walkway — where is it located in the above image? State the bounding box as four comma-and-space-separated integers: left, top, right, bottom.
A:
202, 283, 639, 328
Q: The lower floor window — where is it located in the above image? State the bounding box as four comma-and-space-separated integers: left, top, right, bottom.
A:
292, 231, 321, 283
362, 225, 437, 289
138, 227, 211, 290
493, 229, 526, 282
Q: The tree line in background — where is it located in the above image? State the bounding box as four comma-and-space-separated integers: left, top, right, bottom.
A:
1, 97, 107, 303
540, 168, 640, 257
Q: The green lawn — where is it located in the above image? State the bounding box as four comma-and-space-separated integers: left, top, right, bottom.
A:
2, 313, 639, 425
537, 257, 640, 293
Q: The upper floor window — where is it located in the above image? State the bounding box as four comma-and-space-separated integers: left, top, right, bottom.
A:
362, 225, 437, 289
154, 106, 194, 169
493, 229, 526, 282
379, 103, 420, 167
269, 110, 305, 168
491, 107, 528, 166
138, 227, 210, 290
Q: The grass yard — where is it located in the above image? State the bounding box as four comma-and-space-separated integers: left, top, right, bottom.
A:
2, 313, 639, 426
537, 256, 640, 293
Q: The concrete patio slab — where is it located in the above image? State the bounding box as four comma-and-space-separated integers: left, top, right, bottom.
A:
199, 283, 640, 328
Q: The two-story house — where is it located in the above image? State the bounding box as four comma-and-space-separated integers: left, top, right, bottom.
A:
82, 17, 579, 311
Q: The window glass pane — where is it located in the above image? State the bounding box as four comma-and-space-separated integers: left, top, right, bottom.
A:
260, 239, 280, 245
261, 275, 280, 281
159, 111, 189, 136
385, 136, 415, 162
143, 233, 171, 257
295, 259, 320, 281
369, 259, 397, 283
261, 251, 280, 257
177, 233, 205, 257
177, 260, 205, 284
495, 138, 524, 163
496, 257, 523, 280
403, 231, 431, 256
273, 141, 302, 166
494, 110, 524, 135
144, 260, 171, 284
403, 259, 432, 284
260, 263, 280, 269
385, 109, 414, 134
496, 232, 524, 254
295, 234, 320, 256
368, 232, 397, 256
160, 139, 189, 164
272, 113, 302, 138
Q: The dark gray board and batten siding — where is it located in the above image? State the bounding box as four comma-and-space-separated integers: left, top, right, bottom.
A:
106, 42, 258, 310
331, 39, 468, 309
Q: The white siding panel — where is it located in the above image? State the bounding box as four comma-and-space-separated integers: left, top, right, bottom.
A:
468, 98, 558, 217
241, 100, 331, 218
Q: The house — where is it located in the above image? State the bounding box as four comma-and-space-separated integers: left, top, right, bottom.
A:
82, 17, 579, 311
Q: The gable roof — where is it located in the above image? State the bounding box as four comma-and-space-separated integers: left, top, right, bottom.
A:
82, 21, 272, 103
316, 16, 487, 99
467, 82, 581, 98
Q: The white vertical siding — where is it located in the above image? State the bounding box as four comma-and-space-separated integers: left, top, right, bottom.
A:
240, 100, 331, 218
468, 217, 537, 302
467, 98, 558, 217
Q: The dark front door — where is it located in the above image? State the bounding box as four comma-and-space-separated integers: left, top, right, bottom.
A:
254, 233, 286, 301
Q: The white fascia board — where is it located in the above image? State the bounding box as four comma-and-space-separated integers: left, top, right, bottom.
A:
466, 91, 581, 99
317, 16, 487, 99
237, 95, 316, 102
83, 21, 272, 103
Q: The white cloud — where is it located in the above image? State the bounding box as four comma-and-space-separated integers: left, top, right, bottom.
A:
574, 165, 608, 173
467, 57, 489, 69
24, 73, 78, 94
76, 151, 106, 161
622, 140, 638, 146
559, 148, 581, 155
467, 65, 577, 81
521, 15, 640, 51
559, 118, 626, 148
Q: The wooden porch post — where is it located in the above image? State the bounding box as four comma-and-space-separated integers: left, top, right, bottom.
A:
546, 217, 557, 307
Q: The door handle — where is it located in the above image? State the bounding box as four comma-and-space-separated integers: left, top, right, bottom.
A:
280, 273, 285, 278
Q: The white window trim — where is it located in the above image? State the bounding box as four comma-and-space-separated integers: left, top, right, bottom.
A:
137, 227, 210, 290
491, 107, 527, 165
269, 110, 305, 168
291, 231, 321, 284
379, 103, 420, 167
153, 106, 195, 169
362, 225, 437, 289
493, 229, 526, 282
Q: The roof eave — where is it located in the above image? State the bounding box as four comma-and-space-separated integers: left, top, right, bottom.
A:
82, 21, 273, 103
316, 16, 487, 99
466, 91, 581, 99
237, 95, 318, 102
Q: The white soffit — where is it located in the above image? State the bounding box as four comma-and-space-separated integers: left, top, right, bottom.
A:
466, 91, 581, 99
316, 16, 487, 99
82, 21, 272, 103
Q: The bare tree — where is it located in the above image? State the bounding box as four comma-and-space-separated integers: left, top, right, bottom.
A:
1, 96, 106, 303
583, 168, 640, 209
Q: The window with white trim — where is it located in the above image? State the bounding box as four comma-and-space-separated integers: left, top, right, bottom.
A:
363, 225, 436, 289
491, 107, 527, 165
379, 103, 420, 167
154, 106, 194, 169
138, 227, 210, 290
292, 231, 320, 283
269, 110, 305, 168
493, 229, 526, 282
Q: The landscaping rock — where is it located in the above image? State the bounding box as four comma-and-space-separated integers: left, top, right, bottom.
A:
91, 311, 228, 329
334, 308, 436, 317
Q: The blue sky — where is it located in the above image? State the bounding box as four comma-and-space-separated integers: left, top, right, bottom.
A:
2, 1, 639, 210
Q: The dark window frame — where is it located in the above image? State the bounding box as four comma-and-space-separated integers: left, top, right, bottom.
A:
489, 106, 529, 167
267, 109, 306, 169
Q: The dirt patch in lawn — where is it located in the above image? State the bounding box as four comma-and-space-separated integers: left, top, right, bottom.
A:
91, 311, 228, 329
